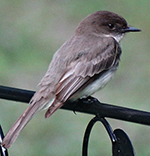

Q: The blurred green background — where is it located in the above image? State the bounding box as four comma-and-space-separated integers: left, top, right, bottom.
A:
0, 0, 150, 155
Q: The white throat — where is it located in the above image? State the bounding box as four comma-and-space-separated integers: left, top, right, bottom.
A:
93, 32, 124, 43
103, 34, 124, 43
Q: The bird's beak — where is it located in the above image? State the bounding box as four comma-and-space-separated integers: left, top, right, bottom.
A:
122, 26, 141, 33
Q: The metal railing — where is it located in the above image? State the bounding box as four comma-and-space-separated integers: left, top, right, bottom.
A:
0, 85, 150, 156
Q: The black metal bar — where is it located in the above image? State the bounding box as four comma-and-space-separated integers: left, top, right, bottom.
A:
82, 116, 98, 156
0, 85, 150, 126
0, 85, 34, 103
100, 117, 117, 143
0, 125, 8, 156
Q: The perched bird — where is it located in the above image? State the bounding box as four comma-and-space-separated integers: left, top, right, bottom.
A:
1, 10, 141, 149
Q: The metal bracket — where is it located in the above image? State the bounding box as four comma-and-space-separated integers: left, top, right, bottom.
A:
82, 115, 135, 156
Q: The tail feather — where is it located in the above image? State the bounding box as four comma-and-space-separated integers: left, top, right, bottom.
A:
1, 93, 58, 149
1, 100, 43, 149
45, 100, 63, 118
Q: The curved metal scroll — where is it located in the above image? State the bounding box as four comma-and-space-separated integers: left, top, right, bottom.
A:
82, 115, 135, 156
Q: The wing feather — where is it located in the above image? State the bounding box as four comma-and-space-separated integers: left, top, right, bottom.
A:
55, 42, 121, 103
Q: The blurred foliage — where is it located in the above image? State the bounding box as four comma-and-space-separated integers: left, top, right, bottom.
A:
0, 0, 150, 155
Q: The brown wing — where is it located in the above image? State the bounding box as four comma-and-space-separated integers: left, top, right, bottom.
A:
45, 38, 122, 118
55, 41, 121, 103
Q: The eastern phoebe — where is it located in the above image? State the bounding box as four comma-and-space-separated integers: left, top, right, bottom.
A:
1, 10, 141, 149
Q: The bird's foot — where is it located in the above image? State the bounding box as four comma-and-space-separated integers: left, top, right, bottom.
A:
79, 96, 99, 104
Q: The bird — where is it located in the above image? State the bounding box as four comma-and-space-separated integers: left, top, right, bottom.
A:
1, 10, 141, 149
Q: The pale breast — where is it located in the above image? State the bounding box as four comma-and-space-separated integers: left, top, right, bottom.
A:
72, 68, 116, 100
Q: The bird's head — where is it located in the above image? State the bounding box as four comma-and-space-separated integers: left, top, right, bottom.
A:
76, 11, 141, 42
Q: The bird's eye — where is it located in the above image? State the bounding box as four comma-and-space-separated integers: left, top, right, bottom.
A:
108, 23, 115, 30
